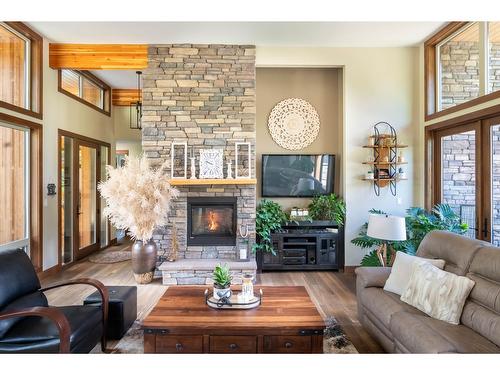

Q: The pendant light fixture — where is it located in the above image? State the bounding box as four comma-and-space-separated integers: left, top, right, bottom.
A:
130, 71, 142, 129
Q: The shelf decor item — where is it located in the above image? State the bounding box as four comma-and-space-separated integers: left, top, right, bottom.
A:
199, 149, 224, 179
171, 142, 188, 179
362, 122, 408, 196
98, 155, 179, 284
235, 142, 251, 178
238, 224, 250, 262
267, 98, 320, 150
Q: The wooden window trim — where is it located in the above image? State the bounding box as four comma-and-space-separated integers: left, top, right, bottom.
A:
0, 22, 43, 120
0, 112, 43, 271
58, 70, 111, 116
425, 22, 500, 121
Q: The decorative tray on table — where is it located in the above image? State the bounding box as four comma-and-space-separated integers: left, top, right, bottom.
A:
204, 289, 263, 310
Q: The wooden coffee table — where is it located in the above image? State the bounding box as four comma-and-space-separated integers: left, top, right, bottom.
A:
143, 286, 325, 353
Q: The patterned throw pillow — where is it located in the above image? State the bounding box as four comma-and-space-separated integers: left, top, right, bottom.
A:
400, 261, 475, 325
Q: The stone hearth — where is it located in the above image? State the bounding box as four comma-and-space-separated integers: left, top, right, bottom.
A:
141, 44, 257, 284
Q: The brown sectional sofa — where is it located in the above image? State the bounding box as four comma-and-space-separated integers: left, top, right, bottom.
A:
355, 230, 500, 353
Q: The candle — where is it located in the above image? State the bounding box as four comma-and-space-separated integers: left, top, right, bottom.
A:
239, 247, 247, 260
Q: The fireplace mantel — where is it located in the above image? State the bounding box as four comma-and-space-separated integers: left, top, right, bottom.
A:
168, 178, 257, 186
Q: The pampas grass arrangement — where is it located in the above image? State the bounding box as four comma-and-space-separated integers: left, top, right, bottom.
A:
98, 155, 179, 242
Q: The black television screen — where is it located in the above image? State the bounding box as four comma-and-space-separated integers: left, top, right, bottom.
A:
261, 154, 335, 197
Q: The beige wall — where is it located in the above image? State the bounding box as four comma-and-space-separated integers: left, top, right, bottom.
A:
257, 47, 421, 265
0, 38, 115, 270
256, 67, 342, 211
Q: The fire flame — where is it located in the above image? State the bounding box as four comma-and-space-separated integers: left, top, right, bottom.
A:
208, 211, 219, 231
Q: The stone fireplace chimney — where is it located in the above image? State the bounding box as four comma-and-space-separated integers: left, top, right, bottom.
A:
141, 44, 257, 284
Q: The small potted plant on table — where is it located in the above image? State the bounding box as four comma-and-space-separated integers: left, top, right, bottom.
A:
212, 264, 232, 300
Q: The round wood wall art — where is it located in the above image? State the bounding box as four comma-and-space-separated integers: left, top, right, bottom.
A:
268, 98, 320, 150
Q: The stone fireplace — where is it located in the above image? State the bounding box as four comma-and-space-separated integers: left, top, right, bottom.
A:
141, 44, 257, 285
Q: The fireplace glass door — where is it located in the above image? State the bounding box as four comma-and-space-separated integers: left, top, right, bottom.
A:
187, 198, 236, 246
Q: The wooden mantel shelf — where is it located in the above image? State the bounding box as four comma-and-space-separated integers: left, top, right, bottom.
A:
168, 178, 257, 186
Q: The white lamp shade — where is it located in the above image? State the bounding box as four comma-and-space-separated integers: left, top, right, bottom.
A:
367, 214, 406, 241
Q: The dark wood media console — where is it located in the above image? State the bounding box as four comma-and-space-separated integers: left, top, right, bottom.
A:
260, 221, 344, 271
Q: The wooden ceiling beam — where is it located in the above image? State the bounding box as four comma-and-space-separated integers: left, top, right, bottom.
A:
49, 44, 148, 70
112, 89, 141, 106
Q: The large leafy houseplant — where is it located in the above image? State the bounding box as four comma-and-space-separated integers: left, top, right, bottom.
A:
252, 200, 287, 255
352, 204, 468, 266
308, 194, 346, 226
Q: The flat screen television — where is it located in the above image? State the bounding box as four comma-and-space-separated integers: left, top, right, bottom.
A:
261, 154, 335, 197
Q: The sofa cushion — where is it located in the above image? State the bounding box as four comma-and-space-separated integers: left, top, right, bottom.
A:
0, 305, 101, 345
416, 230, 482, 276
0, 291, 48, 339
360, 287, 425, 330
383, 251, 445, 296
462, 246, 500, 347
390, 312, 500, 353
401, 261, 475, 324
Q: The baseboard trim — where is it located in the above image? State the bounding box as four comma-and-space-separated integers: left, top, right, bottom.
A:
38, 264, 62, 281
344, 266, 358, 274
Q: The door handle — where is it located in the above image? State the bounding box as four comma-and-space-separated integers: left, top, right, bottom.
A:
482, 218, 489, 237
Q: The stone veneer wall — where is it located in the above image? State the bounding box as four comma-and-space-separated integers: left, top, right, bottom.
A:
141, 44, 256, 261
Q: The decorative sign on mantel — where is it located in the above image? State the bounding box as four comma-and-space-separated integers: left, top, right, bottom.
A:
267, 98, 320, 150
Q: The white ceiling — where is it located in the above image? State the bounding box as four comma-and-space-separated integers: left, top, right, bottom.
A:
30, 22, 445, 88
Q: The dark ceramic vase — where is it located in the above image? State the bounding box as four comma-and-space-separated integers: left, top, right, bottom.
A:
131, 239, 157, 284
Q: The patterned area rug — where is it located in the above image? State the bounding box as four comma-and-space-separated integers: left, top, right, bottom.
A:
88, 249, 131, 264
106, 315, 358, 354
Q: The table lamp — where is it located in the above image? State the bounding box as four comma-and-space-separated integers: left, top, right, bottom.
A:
367, 214, 406, 266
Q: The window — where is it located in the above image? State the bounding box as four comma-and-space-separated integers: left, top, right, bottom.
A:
437, 23, 480, 111
425, 22, 500, 120
426, 110, 500, 247
0, 113, 42, 271
488, 22, 500, 94
58, 69, 110, 115
0, 22, 42, 119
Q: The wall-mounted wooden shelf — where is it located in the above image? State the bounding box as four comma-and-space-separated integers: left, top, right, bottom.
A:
362, 161, 408, 165
168, 178, 257, 186
362, 144, 408, 149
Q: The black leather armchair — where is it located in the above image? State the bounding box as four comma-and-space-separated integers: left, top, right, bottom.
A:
0, 249, 108, 353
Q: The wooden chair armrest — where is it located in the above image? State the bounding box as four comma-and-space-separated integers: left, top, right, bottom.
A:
40, 278, 109, 352
0, 306, 71, 353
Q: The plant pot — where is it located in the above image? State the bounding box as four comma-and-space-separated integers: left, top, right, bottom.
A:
213, 285, 232, 300
131, 239, 157, 284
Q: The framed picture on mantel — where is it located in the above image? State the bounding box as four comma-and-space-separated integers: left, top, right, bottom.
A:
171, 142, 187, 179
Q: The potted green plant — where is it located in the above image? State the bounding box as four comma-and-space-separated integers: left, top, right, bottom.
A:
252, 199, 287, 256
352, 204, 468, 266
212, 263, 232, 300
308, 193, 346, 226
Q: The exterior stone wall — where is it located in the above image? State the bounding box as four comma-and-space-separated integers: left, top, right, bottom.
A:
141, 44, 256, 261
441, 41, 500, 110
441, 129, 500, 246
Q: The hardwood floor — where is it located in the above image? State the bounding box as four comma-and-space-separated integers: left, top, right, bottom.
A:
41, 242, 383, 354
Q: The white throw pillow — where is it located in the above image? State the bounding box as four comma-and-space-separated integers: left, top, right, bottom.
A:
401, 261, 475, 325
383, 251, 446, 296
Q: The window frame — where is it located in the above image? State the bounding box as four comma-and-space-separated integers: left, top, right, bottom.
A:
425, 22, 500, 121
58, 69, 111, 116
0, 22, 43, 119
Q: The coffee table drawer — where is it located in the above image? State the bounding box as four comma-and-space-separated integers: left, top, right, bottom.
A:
210, 335, 257, 353
156, 335, 203, 353
263, 335, 312, 353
